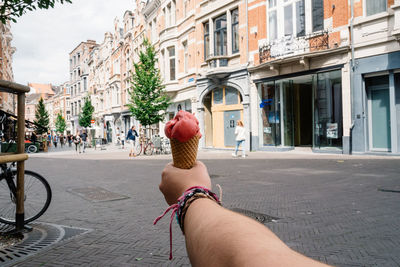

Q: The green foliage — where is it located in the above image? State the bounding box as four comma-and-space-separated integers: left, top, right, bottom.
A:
55, 112, 66, 134
34, 97, 49, 135
0, 0, 72, 23
128, 39, 170, 127
78, 97, 94, 128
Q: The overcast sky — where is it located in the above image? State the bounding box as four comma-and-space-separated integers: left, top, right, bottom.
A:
11, 0, 136, 86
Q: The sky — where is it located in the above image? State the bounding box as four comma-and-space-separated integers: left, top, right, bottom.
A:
11, 0, 136, 86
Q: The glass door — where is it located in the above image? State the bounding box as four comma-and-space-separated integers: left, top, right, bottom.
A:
282, 80, 294, 146
260, 82, 281, 146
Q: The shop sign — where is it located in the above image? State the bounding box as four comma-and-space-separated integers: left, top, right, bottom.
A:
326, 123, 338, 139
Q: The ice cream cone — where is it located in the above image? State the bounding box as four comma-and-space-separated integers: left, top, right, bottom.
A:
170, 135, 200, 169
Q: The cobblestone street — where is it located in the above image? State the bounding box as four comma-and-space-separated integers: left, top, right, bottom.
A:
10, 150, 400, 266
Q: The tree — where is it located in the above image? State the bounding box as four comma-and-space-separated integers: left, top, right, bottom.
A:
55, 112, 66, 134
34, 97, 49, 135
128, 39, 170, 129
0, 0, 72, 23
78, 97, 94, 128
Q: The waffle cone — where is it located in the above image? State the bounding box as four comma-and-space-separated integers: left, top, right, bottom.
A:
170, 135, 200, 169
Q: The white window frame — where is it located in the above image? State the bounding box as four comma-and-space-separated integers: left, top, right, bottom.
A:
183, 41, 188, 73
266, 0, 317, 42
364, 0, 387, 17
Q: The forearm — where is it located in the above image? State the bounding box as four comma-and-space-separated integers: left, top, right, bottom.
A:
184, 198, 329, 267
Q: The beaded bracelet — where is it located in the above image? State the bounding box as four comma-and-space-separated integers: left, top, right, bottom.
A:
153, 186, 221, 260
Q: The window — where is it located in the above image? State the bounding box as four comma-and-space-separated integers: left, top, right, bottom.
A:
296, 0, 305, 37
225, 87, 238, 105
168, 46, 176, 81
312, 0, 324, 32
183, 41, 188, 73
366, 0, 386, 16
83, 77, 87, 91
231, 9, 239, 53
214, 14, 227, 56
204, 22, 210, 60
268, 2, 277, 40
213, 88, 223, 104
152, 18, 157, 42
284, 4, 293, 36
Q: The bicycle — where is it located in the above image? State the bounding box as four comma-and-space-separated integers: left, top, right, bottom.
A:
134, 137, 155, 156
0, 162, 52, 224
153, 137, 171, 155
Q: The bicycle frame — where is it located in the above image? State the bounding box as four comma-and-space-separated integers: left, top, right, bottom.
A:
0, 163, 17, 200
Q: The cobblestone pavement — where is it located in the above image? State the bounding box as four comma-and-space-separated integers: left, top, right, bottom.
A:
11, 151, 400, 266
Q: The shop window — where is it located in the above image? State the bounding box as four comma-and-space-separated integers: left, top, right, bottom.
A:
213, 88, 223, 104
225, 87, 238, 105
366, 0, 386, 16
314, 70, 343, 148
261, 82, 281, 146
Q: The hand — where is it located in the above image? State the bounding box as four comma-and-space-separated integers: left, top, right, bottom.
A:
159, 161, 212, 205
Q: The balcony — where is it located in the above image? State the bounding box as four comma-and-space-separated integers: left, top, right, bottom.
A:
204, 54, 240, 78
258, 31, 332, 64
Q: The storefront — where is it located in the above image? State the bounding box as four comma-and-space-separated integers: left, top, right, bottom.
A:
352, 51, 400, 155
256, 68, 344, 152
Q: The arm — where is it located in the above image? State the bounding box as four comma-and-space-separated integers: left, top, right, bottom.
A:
160, 162, 330, 267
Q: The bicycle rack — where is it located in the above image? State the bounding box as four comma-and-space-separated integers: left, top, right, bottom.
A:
0, 80, 30, 233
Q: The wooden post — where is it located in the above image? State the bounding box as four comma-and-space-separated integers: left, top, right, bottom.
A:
16, 93, 26, 231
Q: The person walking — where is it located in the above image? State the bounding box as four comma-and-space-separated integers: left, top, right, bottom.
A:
74, 132, 81, 153
232, 120, 246, 158
120, 130, 125, 149
60, 134, 65, 148
52, 134, 58, 148
67, 134, 72, 147
126, 126, 138, 157
80, 130, 88, 153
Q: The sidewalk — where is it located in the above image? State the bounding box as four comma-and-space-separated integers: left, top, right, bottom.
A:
29, 143, 400, 160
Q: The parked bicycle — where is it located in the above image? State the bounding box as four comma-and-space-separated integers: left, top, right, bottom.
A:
134, 137, 155, 156
0, 162, 52, 224
153, 137, 171, 155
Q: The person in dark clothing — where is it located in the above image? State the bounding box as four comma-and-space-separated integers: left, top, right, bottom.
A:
126, 126, 138, 157
80, 130, 88, 153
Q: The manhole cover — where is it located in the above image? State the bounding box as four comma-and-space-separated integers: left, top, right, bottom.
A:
0, 223, 91, 266
231, 208, 279, 224
67, 186, 129, 202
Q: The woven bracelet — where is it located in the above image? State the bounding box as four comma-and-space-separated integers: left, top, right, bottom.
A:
176, 187, 221, 234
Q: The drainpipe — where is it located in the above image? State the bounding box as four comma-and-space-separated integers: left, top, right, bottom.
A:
245, 0, 252, 151
349, 0, 355, 154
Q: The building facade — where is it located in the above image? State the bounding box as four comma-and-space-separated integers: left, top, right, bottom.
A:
0, 21, 16, 113
69, 40, 97, 134
65, 0, 400, 155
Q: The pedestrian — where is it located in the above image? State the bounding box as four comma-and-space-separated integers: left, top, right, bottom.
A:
80, 130, 88, 153
74, 132, 81, 153
232, 120, 246, 158
47, 132, 51, 147
126, 126, 138, 157
52, 134, 58, 148
116, 127, 121, 145
156, 161, 330, 266
67, 134, 72, 147
120, 130, 125, 149
60, 134, 65, 148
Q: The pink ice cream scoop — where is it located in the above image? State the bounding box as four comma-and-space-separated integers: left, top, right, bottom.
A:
165, 110, 201, 143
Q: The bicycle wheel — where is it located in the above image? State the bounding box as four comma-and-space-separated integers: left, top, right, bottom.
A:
144, 143, 154, 156
0, 170, 52, 224
26, 144, 38, 153
134, 142, 142, 156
